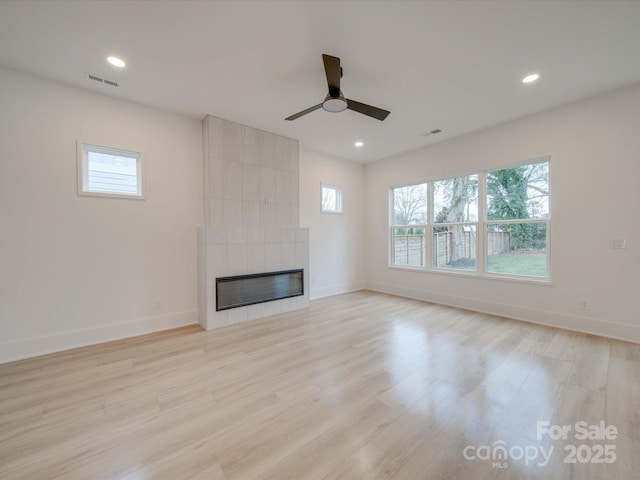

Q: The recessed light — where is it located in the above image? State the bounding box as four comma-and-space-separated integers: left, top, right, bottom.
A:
107, 56, 126, 68
522, 73, 540, 84
354, 141, 364, 148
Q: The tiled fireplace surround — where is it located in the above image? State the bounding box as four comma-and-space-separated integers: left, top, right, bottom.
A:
197, 115, 309, 330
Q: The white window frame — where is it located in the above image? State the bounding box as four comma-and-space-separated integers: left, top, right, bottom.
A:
389, 156, 551, 283
431, 174, 479, 272
389, 181, 428, 268
321, 183, 343, 214
77, 141, 146, 200
484, 157, 551, 281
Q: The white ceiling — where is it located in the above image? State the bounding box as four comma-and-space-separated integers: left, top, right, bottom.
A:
1, 1, 639, 163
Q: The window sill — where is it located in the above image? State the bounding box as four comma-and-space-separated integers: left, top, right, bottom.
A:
387, 264, 553, 286
78, 190, 145, 200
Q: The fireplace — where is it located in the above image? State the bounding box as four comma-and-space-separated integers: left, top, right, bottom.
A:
198, 115, 309, 330
216, 269, 304, 311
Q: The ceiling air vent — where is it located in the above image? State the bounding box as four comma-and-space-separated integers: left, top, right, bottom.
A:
85, 72, 119, 87
423, 129, 442, 137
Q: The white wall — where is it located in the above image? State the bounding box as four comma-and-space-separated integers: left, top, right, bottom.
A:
300, 149, 365, 299
0, 67, 203, 362
364, 84, 640, 342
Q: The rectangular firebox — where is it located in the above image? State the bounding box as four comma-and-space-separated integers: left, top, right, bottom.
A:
216, 269, 304, 311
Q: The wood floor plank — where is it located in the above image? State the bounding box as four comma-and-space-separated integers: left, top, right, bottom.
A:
496, 356, 573, 442
599, 433, 640, 480
187, 463, 226, 480
553, 383, 605, 428
605, 356, 640, 442
566, 335, 611, 393
610, 339, 640, 361
543, 330, 584, 363
252, 400, 394, 480
320, 443, 397, 480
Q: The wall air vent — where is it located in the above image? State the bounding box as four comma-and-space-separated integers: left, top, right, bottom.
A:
423, 129, 442, 137
85, 72, 119, 87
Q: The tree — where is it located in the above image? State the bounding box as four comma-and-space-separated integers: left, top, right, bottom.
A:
487, 163, 548, 249
393, 184, 427, 226
434, 176, 477, 264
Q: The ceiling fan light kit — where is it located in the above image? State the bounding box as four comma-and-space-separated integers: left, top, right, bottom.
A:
286, 54, 390, 121
322, 94, 348, 113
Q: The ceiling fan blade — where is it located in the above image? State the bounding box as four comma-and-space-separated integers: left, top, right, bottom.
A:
322, 54, 341, 97
285, 103, 323, 121
346, 99, 390, 121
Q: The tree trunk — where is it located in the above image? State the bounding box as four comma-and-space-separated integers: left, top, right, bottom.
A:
447, 177, 469, 263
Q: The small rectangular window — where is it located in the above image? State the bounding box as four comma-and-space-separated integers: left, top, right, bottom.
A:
321, 184, 342, 214
77, 142, 145, 199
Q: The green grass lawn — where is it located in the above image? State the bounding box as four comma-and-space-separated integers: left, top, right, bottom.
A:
438, 252, 547, 276
487, 253, 547, 277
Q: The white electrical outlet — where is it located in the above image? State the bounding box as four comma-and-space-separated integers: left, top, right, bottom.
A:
155, 299, 162, 311
580, 298, 589, 310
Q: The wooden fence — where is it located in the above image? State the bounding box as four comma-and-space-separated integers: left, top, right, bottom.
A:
486, 231, 511, 257
393, 235, 424, 266
394, 231, 511, 267
434, 231, 476, 267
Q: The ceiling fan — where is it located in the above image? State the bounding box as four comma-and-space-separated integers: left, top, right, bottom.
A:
285, 54, 390, 122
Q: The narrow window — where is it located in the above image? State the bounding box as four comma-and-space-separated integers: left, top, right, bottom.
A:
391, 183, 428, 267
321, 184, 342, 214
77, 142, 145, 199
432, 174, 478, 271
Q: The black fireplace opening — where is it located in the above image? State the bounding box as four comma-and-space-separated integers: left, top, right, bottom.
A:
216, 269, 303, 311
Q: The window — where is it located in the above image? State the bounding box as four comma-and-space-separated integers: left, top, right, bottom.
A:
77, 142, 145, 199
389, 157, 550, 280
432, 174, 478, 271
321, 184, 342, 214
391, 183, 427, 267
486, 161, 549, 277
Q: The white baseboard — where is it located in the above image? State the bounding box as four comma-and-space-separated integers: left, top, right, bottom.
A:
310, 281, 366, 300
366, 282, 640, 345
0, 310, 200, 364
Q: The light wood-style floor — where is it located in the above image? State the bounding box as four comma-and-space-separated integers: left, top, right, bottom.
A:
1, 291, 639, 480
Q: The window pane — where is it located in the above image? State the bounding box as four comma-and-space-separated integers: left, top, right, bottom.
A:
393, 227, 425, 267
433, 175, 478, 223
87, 150, 138, 194
393, 183, 427, 225
322, 187, 337, 211
432, 225, 476, 270
322, 185, 342, 213
487, 161, 549, 221
487, 223, 547, 277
